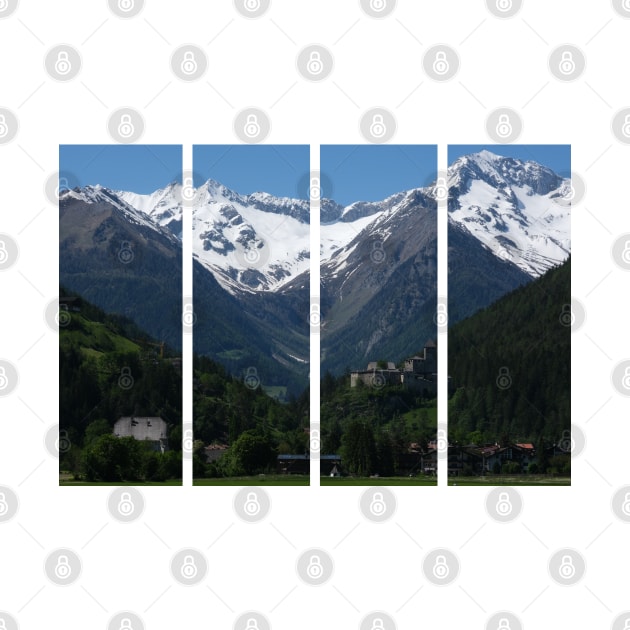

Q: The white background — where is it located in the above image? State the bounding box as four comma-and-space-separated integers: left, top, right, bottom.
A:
0, 0, 628, 628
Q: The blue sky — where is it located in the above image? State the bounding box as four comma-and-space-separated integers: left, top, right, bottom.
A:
320, 145, 438, 206
59, 145, 182, 193
448, 145, 571, 176
193, 145, 310, 199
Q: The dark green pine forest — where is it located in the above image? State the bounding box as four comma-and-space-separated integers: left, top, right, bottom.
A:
448, 257, 571, 445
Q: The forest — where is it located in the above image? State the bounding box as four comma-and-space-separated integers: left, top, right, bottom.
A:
448, 257, 571, 446
59, 287, 310, 481
319, 370, 437, 476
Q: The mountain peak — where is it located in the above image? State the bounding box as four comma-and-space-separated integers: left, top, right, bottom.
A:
448, 152, 570, 277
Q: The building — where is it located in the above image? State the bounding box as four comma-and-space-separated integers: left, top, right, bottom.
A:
350, 340, 438, 396
448, 442, 540, 476
277, 454, 309, 475
113, 416, 168, 453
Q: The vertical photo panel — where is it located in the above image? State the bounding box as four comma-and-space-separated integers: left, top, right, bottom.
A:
447, 145, 571, 486
319, 145, 439, 486
191, 145, 310, 486
59, 145, 183, 485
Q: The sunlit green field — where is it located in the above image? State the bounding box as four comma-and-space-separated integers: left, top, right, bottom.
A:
194, 475, 309, 486
320, 476, 437, 486
449, 476, 570, 486
60, 479, 182, 486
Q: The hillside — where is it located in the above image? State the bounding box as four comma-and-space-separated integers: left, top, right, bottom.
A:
59, 288, 183, 482
447, 257, 570, 443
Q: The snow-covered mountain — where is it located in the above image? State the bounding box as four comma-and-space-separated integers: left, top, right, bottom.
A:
190, 180, 310, 294
116, 183, 183, 237
117, 179, 313, 295
61, 184, 180, 245
447, 150, 571, 277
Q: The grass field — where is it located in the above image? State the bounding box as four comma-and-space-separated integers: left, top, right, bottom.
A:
59, 479, 182, 486
194, 475, 310, 486
320, 476, 437, 486
449, 475, 570, 486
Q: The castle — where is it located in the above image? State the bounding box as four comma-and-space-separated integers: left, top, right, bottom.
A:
350, 340, 437, 396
